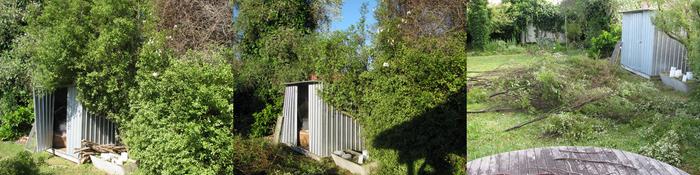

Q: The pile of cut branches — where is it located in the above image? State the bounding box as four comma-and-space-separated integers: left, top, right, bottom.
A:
469, 56, 622, 130
75, 140, 127, 163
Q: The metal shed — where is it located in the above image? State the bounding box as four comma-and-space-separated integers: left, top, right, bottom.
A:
621, 9, 688, 78
33, 85, 119, 163
279, 81, 364, 159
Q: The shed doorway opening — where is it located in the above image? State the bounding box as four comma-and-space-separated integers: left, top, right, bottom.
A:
297, 85, 309, 150
52, 88, 68, 152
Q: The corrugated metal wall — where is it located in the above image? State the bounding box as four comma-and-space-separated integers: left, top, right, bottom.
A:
280, 86, 298, 146
33, 91, 54, 152
653, 30, 688, 75
81, 110, 118, 145
34, 86, 119, 163
308, 84, 364, 157
66, 87, 83, 159
622, 10, 688, 78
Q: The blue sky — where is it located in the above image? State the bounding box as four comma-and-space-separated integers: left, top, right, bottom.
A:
330, 0, 378, 31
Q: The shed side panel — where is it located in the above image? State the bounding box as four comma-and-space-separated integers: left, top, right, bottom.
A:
309, 84, 364, 157
33, 91, 54, 152
66, 87, 83, 159
280, 86, 298, 146
653, 30, 688, 75
81, 112, 117, 145
308, 84, 321, 155
642, 11, 656, 75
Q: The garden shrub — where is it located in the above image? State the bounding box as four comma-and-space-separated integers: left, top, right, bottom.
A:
0, 151, 40, 175
0, 0, 37, 139
637, 110, 700, 167
124, 50, 236, 174
0, 106, 33, 141
587, 26, 621, 59
489, 3, 517, 41
232, 136, 336, 174
467, 87, 488, 104
579, 95, 636, 122
542, 112, 607, 140
640, 129, 682, 166
0, 52, 32, 129
249, 99, 281, 137
469, 40, 526, 56
320, 35, 467, 174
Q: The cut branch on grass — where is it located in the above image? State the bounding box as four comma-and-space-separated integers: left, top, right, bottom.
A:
504, 115, 548, 132
488, 86, 529, 98
467, 107, 518, 114
504, 91, 612, 132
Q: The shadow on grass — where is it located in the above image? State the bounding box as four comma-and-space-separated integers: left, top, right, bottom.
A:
372, 90, 466, 175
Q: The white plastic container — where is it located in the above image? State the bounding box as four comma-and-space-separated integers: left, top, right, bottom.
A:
670, 67, 677, 76
674, 70, 683, 78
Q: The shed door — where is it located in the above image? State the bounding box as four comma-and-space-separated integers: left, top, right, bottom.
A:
633, 12, 645, 71
65, 86, 82, 159
33, 91, 54, 152
280, 86, 298, 146
622, 12, 644, 72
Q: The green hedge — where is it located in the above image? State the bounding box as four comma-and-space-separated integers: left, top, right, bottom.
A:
319, 35, 467, 174
124, 49, 236, 174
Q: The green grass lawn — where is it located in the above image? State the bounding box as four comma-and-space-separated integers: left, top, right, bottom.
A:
0, 142, 105, 175
467, 53, 700, 174
467, 54, 540, 75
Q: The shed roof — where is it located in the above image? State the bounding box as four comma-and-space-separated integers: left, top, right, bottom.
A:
620, 8, 655, 13
284, 80, 321, 86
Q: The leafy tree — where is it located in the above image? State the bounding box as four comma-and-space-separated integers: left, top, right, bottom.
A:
233, 0, 341, 137
467, 0, 490, 50
489, 3, 518, 41
0, 0, 41, 140
560, 0, 617, 44
24, 0, 141, 122
506, 0, 564, 36
313, 1, 467, 174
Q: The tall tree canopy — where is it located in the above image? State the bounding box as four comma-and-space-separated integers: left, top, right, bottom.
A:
467, 0, 490, 50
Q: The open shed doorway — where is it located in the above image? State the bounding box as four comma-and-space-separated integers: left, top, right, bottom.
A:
52, 88, 68, 152
297, 84, 309, 150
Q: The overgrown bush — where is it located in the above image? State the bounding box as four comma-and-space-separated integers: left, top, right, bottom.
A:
249, 100, 281, 137
321, 35, 467, 174
124, 49, 236, 174
0, 0, 37, 139
640, 129, 683, 166
467, 87, 488, 104
0, 106, 33, 141
233, 0, 340, 136
489, 3, 517, 41
0, 151, 40, 175
467, 0, 491, 50
25, 0, 141, 122
468, 40, 526, 56
636, 110, 700, 167
560, 0, 617, 44
232, 137, 336, 174
587, 26, 621, 59
542, 112, 607, 140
